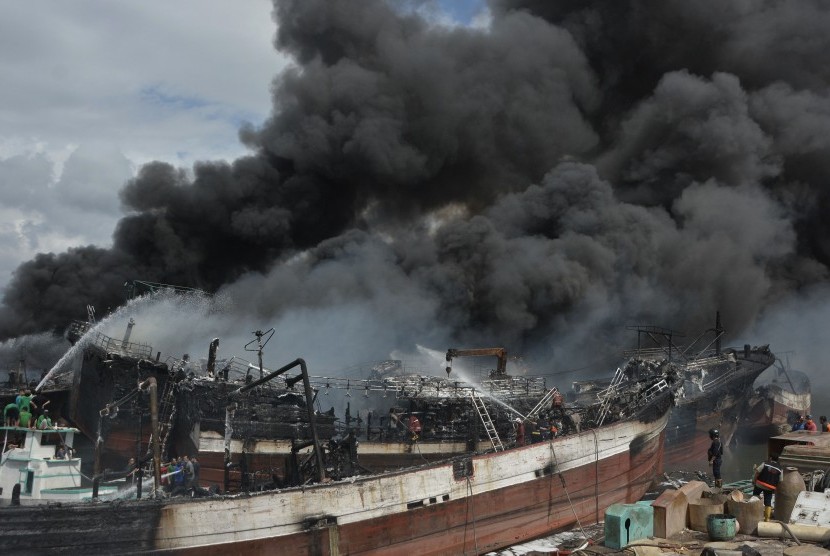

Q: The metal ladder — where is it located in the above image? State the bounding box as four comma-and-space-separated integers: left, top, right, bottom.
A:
153, 375, 178, 459
470, 391, 504, 452
596, 367, 627, 426
526, 386, 562, 420
640, 379, 669, 405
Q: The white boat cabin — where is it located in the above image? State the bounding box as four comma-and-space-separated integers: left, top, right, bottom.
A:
0, 426, 116, 505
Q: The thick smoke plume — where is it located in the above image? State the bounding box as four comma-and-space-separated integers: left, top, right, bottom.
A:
2, 0, 829, 376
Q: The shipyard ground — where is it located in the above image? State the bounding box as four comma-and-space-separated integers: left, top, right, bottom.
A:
489, 521, 826, 556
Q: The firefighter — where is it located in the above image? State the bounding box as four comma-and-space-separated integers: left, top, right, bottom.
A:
753, 453, 782, 521
407, 413, 422, 442
707, 428, 723, 489
514, 418, 525, 446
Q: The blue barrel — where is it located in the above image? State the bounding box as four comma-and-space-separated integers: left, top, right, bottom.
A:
707, 514, 737, 541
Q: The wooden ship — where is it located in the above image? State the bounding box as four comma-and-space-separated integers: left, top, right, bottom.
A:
1, 352, 680, 554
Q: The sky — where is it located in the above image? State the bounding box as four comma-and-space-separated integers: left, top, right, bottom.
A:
2, 0, 830, 391
0, 0, 285, 290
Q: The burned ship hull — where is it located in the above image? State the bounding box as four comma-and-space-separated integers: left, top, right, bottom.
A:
573, 330, 775, 471
737, 365, 811, 443
198, 371, 551, 481
0, 369, 676, 555
53, 321, 337, 481
663, 344, 775, 469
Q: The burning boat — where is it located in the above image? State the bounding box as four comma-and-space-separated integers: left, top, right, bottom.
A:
1, 351, 679, 554
46, 315, 563, 490
573, 313, 775, 470
736, 354, 811, 443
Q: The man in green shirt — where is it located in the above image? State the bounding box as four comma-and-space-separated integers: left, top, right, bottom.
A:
4, 402, 20, 426
36, 409, 52, 429
17, 389, 36, 413
19, 407, 32, 428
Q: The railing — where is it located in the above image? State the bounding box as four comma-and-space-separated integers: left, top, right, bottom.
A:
88, 330, 153, 359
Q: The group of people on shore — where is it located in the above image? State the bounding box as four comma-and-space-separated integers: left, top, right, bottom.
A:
3, 388, 54, 429
790, 414, 830, 432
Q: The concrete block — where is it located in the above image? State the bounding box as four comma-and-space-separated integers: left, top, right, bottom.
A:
652, 488, 689, 539
604, 503, 654, 550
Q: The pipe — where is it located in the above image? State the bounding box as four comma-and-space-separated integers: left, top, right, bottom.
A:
138, 377, 161, 495
229, 357, 325, 482
207, 338, 219, 377
224, 402, 236, 492
757, 521, 826, 543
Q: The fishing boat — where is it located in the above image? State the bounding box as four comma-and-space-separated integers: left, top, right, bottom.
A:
0, 354, 679, 554
47, 317, 560, 490
766, 430, 830, 474
736, 355, 811, 443
573, 313, 776, 470
0, 425, 119, 505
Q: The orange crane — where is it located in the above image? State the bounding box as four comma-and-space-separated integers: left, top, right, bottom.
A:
445, 348, 508, 378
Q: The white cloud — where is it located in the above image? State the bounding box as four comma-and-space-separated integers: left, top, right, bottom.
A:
0, 0, 286, 290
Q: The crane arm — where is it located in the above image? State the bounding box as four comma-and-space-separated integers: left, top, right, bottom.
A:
445, 348, 507, 377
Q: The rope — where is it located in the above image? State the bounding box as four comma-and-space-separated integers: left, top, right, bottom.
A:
465, 475, 479, 556
548, 434, 589, 541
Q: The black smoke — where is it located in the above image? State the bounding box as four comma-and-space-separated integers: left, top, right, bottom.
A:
1, 0, 829, 373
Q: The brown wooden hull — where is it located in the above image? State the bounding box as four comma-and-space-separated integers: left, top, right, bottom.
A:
0, 396, 672, 555
170, 429, 664, 555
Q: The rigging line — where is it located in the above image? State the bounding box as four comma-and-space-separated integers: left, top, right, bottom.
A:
548, 434, 589, 540
593, 427, 600, 527
412, 437, 429, 464
465, 475, 479, 556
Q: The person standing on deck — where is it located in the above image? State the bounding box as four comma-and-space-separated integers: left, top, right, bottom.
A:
407, 413, 422, 442
4, 401, 20, 426
18, 406, 32, 428
821, 416, 830, 432
804, 415, 818, 431
707, 428, 724, 489
191, 456, 200, 488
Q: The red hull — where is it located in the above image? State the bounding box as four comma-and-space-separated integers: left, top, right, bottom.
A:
169, 430, 664, 555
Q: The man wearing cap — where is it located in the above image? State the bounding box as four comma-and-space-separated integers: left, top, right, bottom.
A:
36, 409, 52, 429
805, 415, 818, 431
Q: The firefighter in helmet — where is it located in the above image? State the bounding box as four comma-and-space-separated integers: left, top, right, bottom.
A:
753, 453, 782, 521
707, 428, 724, 489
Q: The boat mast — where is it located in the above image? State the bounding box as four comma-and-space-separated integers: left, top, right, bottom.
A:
245, 328, 275, 380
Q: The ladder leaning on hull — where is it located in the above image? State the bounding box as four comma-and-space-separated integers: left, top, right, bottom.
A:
470, 391, 504, 452
152, 374, 178, 459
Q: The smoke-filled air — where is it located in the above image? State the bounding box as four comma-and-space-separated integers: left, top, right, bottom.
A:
2, 0, 830, 380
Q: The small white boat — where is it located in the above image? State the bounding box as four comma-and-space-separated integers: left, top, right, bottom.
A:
0, 426, 118, 505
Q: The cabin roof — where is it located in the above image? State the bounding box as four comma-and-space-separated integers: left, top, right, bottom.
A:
769, 430, 830, 447
0, 426, 79, 433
